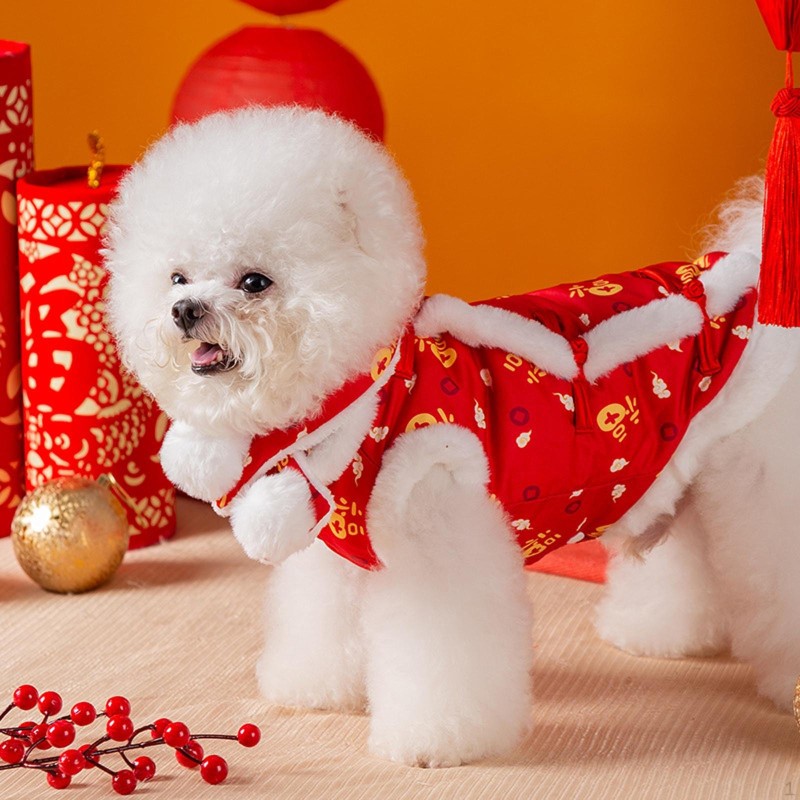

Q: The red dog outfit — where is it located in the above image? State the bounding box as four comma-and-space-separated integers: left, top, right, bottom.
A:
215, 253, 756, 570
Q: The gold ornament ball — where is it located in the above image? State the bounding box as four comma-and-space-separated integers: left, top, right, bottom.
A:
11, 477, 130, 593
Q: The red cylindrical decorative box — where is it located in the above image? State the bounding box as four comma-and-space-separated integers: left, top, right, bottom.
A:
16, 166, 176, 548
172, 26, 385, 141
0, 41, 33, 536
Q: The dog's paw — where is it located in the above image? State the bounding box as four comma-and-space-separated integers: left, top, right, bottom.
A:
160, 421, 249, 501
594, 598, 727, 659
257, 653, 365, 713
368, 736, 464, 769
368, 710, 528, 769
229, 470, 317, 563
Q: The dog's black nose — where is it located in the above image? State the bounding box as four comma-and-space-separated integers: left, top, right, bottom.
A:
171, 298, 205, 333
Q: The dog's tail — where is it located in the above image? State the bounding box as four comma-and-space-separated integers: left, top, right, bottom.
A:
700, 175, 764, 259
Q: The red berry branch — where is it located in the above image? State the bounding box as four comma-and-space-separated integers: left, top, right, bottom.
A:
0, 685, 261, 794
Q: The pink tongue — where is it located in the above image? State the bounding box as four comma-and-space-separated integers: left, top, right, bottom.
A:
191, 342, 223, 366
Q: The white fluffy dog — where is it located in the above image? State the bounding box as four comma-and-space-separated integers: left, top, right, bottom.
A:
105, 107, 800, 767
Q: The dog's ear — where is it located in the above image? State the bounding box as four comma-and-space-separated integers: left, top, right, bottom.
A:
336, 190, 365, 253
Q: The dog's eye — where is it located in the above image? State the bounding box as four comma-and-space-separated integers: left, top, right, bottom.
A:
239, 273, 273, 294
171, 272, 187, 286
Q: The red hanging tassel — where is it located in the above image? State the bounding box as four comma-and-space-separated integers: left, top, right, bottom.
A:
755, 0, 800, 326
759, 55, 800, 326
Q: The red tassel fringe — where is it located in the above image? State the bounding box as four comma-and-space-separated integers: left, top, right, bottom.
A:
759, 54, 800, 327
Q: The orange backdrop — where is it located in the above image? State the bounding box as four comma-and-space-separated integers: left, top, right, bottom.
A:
2, 0, 781, 299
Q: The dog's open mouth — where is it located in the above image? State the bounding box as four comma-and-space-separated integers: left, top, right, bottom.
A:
190, 342, 236, 375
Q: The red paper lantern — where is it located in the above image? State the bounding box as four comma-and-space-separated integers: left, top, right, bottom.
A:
0, 40, 33, 535
755, 0, 800, 51
240, 0, 341, 14
16, 167, 176, 548
172, 26, 384, 141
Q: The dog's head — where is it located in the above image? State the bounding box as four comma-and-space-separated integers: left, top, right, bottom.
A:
104, 107, 425, 435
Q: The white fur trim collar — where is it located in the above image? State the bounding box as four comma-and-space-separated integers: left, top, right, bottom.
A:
413, 252, 758, 385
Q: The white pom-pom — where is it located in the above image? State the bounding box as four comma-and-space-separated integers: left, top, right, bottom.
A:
160, 421, 249, 502
230, 469, 317, 564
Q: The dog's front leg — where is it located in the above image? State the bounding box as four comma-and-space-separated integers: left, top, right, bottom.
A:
257, 540, 367, 711
362, 426, 533, 767
160, 420, 249, 502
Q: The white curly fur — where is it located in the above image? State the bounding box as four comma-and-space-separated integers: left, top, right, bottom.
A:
104, 107, 425, 438
106, 111, 800, 766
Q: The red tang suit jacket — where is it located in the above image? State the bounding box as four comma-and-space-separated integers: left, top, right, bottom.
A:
214, 253, 757, 570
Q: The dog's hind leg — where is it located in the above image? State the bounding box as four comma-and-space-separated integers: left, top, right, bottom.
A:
257, 540, 367, 711
694, 366, 800, 711
595, 496, 729, 659
362, 425, 533, 767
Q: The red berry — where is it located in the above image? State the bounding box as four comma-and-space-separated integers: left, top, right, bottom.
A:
46, 720, 75, 748
79, 744, 99, 768
12, 684, 38, 710
175, 739, 203, 768
70, 701, 97, 726
0, 739, 24, 764
30, 723, 51, 749
237, 723, 261, 747
151, 717, 171, 739
200, 754, 228, 785
58, 749, 86, 776
106, 714, 134, 742
133, 755, 156, 781
46, 771, 71, 790
111, 769, 137, 795
105, 696, 131, 717
162, 721, 190, 748
37, 691, 62, 717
